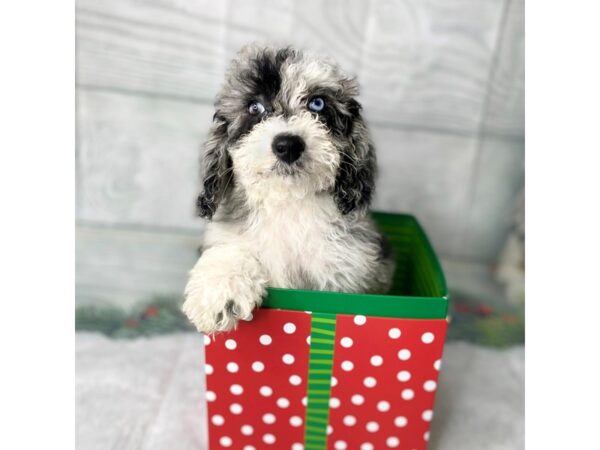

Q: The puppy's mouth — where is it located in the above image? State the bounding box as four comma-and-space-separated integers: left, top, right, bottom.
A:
272, 159, 305, 177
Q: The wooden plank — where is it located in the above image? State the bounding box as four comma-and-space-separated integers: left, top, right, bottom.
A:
76, 88, 519, 263
77, 92, 523, 265
76, 0, 229, 102
482, 0, 525, 137
350, 0, 505, 134
76, 223, 201, 308
76, 0, 508, 135
455, 136, 524, 262
76, 90, 212, 230
369, 126, 478, 258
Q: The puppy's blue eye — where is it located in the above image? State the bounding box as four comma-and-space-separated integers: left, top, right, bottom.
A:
308, 97, 325, 112
248, 101, 265, 115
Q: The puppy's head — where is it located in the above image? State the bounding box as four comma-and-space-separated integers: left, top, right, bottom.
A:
197, 45, 375, 219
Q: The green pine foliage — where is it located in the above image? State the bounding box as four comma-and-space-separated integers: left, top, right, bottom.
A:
75, 295, 524, 347
76, 296, 194, 338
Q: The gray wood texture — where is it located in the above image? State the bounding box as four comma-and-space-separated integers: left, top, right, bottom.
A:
76, 0, 524, 307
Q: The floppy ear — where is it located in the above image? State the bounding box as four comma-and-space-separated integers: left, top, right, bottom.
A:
196, 115, 232, 219
333, 101, 376, 215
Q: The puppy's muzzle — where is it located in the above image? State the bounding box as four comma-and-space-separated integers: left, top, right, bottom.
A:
272, 133, 305, 165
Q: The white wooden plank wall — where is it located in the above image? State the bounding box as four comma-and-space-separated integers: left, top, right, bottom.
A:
76, 0, 524, 307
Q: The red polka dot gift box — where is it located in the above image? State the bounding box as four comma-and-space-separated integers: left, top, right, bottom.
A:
203, 213, 449, 450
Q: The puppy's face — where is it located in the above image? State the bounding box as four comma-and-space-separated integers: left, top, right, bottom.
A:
197, 46, 376, 218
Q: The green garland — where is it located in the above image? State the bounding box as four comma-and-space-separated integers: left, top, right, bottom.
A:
75, 296, 524, 347
75, 296, 193, 338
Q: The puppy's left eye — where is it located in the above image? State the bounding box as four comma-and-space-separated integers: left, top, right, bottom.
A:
248, 101, 265, 115
308, 97, 325, 112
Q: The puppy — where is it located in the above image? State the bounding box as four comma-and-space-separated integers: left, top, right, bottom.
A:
183, 45, 394, 334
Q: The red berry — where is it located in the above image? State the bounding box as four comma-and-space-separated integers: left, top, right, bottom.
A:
144, 306, 159, 318
476, 304, 493, 316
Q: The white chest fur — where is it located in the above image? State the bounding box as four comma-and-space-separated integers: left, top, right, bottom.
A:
204, 193, 380, 292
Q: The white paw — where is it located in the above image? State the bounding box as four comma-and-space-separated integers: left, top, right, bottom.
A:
182, 252, 266, 334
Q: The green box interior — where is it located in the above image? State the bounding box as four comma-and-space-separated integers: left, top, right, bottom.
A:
263, 212, 449, 319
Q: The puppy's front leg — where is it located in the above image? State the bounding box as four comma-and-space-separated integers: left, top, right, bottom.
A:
183, 244, 267, 334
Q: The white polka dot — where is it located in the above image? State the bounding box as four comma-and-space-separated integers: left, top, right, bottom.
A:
401, 388, 415, 400
422, 410, 433, 421
211, 415, 224, 426
424, 431, 430, 441
364, 376, 377, 388
259, 334, 272, 345
259, 386, 272, 397
366, 421, 379, 432
276, 397, 290, 408
203, 335, 211, 346
397, 370, 411, 382
289, 375, 302, 386
243, 446, 255, 450
361, 443, 374, 450
343, 415, 356, 426
394, 416, 408, 427
262, 413, 276, 424
306, 336, 311, 345
370, 355, 383, 366
388, 328, 401, 339
331, 376, 338, 387
327, 425, 333, 435
386, 437, 400, 448
329, 397, 341, 408
290, 416, 303, 427
301, 396, 307, 406
230, 384, 243, 395
292, 444, 304, 450
398, 349, 411, 360
354, 315, 367, 325
282, 353, 295, 364
225, 339, 237, 350
230, 403, 243, 414
263, 433, 276, 444
219, 436, 232, 447
377, 401, 390, 412
341, 360, 354, 371
205, 364, 214, 375
341, 337, 353, 348
434, 359, 442, 371
284, 322, 296, 334
206, 391, 216, 402
351, 394, 365, 405
424, 380, 437, 392
241, 425, 253, 435
226, 362, 238, 373
334, 441, 347, 450
421, 332, 435, 344
252, 361, 265, 372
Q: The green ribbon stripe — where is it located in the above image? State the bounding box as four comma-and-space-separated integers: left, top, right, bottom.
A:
303, 313, 337, 447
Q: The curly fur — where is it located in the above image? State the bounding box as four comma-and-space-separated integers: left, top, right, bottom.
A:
183, 45, 395, 333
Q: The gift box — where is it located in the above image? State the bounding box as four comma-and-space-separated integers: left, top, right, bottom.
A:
202, 212, 449, 449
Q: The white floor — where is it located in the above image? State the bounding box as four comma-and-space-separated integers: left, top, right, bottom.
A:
76, 333, 524, 450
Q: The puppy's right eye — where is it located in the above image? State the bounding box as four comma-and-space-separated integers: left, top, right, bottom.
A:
248, 101, 265, 115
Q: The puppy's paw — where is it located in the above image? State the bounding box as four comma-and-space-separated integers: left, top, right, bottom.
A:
182, 271, 265, 334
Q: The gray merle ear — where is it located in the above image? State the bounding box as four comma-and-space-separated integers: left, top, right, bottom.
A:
196, 114, 232, 219
334, 100, 376, 215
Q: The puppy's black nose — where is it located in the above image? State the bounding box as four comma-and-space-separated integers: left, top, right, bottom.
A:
272, 134, 305, 164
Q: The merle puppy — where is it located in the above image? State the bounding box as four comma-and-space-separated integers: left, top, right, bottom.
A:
183, 45, 394, 333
